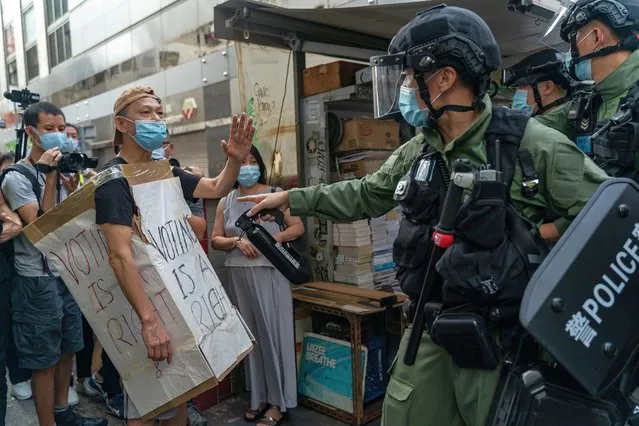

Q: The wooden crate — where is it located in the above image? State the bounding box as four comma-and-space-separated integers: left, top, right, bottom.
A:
303, 61, 366, 98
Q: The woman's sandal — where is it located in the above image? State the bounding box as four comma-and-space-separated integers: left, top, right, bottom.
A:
244, 404, 271, 422
257, 410, 288, 426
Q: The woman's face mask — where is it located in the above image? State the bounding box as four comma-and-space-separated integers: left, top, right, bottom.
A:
237, 165, 261, 188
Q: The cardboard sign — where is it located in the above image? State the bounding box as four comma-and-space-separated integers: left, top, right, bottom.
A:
24, 161, 254, 419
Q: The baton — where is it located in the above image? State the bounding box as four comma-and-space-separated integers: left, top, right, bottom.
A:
403, 158, 474, 366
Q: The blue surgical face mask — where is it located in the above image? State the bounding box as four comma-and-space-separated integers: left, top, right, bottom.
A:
60, 137, 78, 153
511, 89, 534, 116
151, 147, 166, 160
124, 118, 168, 151
399, 86, 428, 128
565, 54, 592, 81
32, 128, 67, 150
574, 59, 592, 81
237, 165, 261, 188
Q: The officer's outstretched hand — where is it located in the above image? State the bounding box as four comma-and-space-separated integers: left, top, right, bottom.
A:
239, 190, 290, 222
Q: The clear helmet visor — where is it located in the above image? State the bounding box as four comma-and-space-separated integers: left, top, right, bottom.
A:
539, 0, 577, 53
371, 54, 406, 119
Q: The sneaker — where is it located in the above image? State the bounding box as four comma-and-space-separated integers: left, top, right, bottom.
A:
68, 385, 79, 406
187, 401, 208, 426
10, 381, 32, 400
81, 373, 106, 400
105, 393, 126, 420
54, 405, 108, 426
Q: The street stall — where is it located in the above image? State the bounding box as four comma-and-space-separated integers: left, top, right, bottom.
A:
213, 0, 562, 423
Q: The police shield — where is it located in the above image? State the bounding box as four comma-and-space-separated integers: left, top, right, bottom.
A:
520, 178, 639, 397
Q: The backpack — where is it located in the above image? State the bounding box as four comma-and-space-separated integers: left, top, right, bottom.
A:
436, 107, 550, 318
0, 163, 45, 280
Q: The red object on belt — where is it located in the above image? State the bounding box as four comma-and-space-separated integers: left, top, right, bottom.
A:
433, 231, 454, 249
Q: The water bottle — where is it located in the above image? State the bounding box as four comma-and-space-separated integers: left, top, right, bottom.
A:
235, 209, 312, 285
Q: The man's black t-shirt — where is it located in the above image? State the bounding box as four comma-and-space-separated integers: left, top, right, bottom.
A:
95, 157, 202, 226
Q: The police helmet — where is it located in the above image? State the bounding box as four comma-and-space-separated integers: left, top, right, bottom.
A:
560, 0, 639, 42
370, 4, 501, 119
502, 49, 574, 89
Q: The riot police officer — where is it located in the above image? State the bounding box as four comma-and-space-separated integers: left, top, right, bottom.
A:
545, 0, 639, 178
503, 48, 576, 136
239, 5, 608, 425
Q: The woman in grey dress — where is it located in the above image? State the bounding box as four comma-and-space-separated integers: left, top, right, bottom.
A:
211, 146, 304, 426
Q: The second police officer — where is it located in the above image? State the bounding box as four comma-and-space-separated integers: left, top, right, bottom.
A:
238, 4, 609, 425
503, 49, 579, 240
502, 48, 576, 137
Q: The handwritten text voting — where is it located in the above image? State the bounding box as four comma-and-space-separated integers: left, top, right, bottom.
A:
35, 177, 252, 417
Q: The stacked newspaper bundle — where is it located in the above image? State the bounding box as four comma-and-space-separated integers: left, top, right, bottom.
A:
332, 220, 374, 289
371, 208, 402, 293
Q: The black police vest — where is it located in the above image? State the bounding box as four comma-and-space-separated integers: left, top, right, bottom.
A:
393, 108, 548, 316
591, 80, 639, 181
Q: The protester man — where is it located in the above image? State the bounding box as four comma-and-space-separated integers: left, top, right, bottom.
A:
95, 86, 254, 425
238, 5, 608, 425
0, 102, 107, 426
503, 48, 576, 136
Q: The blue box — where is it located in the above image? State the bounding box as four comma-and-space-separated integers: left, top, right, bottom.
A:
298, 333, 388, 413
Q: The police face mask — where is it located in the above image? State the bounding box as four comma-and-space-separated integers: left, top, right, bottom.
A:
568, 29, 597, 81
398, 71, 443, 128
399, 86, 428, 127
32, 128, 67, 150
574, 59, 593, 81
237, 165, 261, 188
123, 118, 168, 151
511, 89, 534, 116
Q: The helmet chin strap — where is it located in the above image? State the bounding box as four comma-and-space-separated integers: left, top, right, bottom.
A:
531, 84, 566, 116
414, 72, 480, 125
572, 34, 639, 65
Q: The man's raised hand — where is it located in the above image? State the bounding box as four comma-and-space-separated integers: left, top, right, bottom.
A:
221, 113, 256, 162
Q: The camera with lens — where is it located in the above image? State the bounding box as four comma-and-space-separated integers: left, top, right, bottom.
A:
4, 88, 40, 109
58, 153, 98, 174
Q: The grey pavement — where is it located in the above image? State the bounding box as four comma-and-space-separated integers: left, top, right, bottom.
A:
6, 390, 382, 426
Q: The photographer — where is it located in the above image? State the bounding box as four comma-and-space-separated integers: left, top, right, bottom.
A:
0, 102, 107, 426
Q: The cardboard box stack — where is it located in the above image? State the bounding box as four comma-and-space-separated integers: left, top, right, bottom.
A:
333, 220, 374, 289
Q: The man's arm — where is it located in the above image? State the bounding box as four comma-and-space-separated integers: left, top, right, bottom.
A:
95, 180, 171, 363
38, 148, 62, 213
1, 172, 40, 226
243, 136, 424, 222
192, 113, 255, 200
41, 172, 58, 213
525, 126, 609, 235
101, 223, 171, 363
0, 192, 21, 243
192, 158, 241, 200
